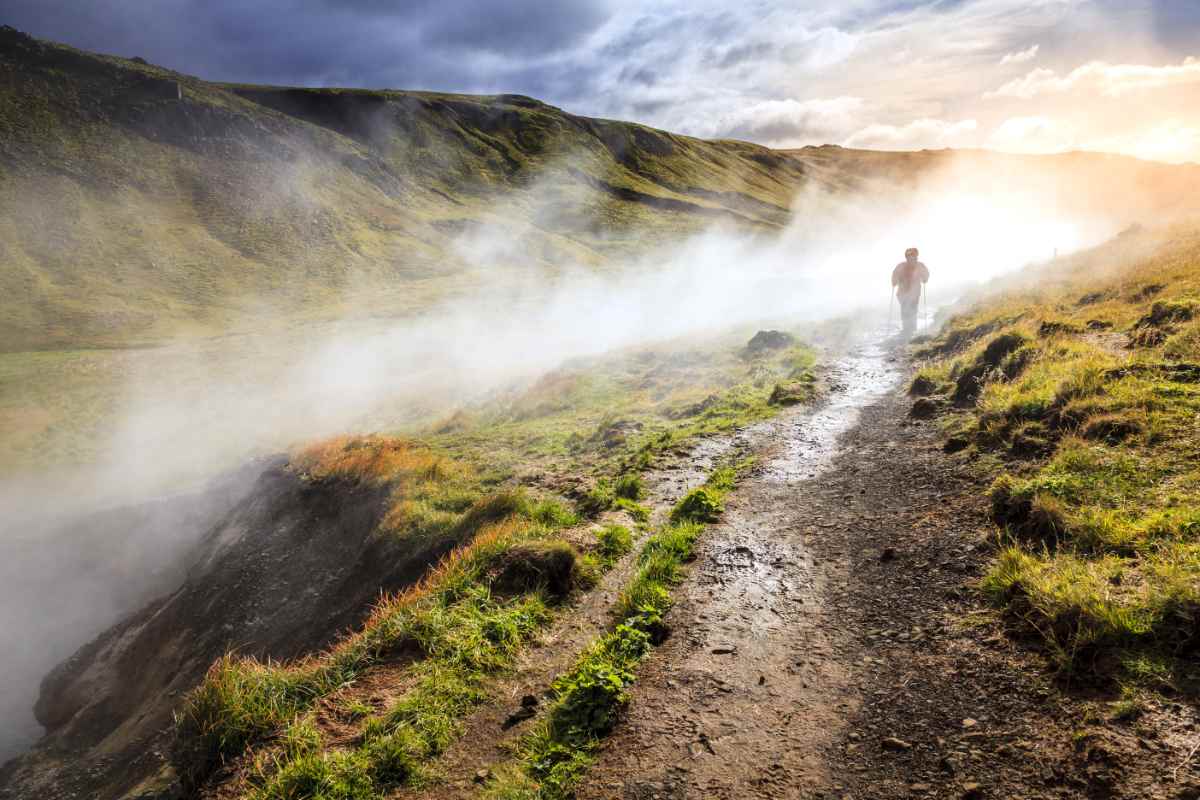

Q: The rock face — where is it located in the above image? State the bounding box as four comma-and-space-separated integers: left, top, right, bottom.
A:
745, 330, 796, 356
0, 462, 468, 800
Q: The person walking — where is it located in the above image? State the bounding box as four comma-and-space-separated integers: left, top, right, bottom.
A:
892, 247, 930, 338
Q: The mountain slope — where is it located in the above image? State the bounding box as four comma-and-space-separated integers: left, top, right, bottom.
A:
0, 25, 808, 353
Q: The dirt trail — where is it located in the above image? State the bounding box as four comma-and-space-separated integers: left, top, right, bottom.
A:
574, 338, 900, 799
574, 336, 1188, 799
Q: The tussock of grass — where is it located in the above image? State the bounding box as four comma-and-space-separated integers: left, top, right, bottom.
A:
613, 497, 650, 523
613, 473, 645, 501
577, 479, 617, 518
919, 224, 1200, 679
594, 525, 633, 567
669, 487, 722, 523
292, 436, 458, 486
669, 463, 738, 524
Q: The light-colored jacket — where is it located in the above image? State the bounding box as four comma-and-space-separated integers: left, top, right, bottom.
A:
892, 260, 929, 301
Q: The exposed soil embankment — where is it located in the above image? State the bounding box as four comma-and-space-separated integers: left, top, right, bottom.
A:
0, 460, 476, 800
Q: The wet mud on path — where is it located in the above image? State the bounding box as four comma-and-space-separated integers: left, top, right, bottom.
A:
574, 337, 902, 799
576, 336, 1185, 799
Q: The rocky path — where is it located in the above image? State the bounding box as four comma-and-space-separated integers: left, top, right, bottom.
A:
574, 338, 1185, 799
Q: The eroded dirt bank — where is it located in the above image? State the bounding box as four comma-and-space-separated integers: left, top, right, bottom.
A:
574, 340, 1195, 800
0, 460, 477, 800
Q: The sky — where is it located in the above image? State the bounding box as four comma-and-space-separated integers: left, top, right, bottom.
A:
2, 0, 1199, 162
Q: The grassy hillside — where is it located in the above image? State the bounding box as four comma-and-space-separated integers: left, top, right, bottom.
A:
0, 25, 807, 354
911, 223, 1200, 689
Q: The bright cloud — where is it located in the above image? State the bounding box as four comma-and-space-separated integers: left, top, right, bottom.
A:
999, 44, 1039, 65
986, 115, 1072, 153
1084, 121, 1200, 165
987, 56, 1200, 99
845, 118, 979, 150
707, 96, 865, 146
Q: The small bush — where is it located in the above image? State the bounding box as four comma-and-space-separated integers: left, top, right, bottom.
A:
547, 634, 645, 746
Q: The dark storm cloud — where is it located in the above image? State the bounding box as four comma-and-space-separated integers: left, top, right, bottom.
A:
0, 0, 613, 92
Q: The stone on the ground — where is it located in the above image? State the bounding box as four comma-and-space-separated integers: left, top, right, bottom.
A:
882, 737, 913, 751
745, 329, 795, 355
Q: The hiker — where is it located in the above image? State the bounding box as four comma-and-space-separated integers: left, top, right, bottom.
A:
892, 247, 929, 338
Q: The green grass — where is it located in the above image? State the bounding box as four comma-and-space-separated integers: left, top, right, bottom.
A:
248, 592, 550, 799
0, 27, 823, 482
594, 525, 633, 568
432, 338, 816, 485
172, 505, 570, 792
483, 462, 741, 800
0, 27, 815, 361
917, 223, 1200, 679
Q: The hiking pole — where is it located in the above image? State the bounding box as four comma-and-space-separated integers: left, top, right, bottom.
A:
888, 287, 895, 333
921, 283, 928, 331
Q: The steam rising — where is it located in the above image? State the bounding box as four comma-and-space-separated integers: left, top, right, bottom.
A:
0, 157, 1129, 760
